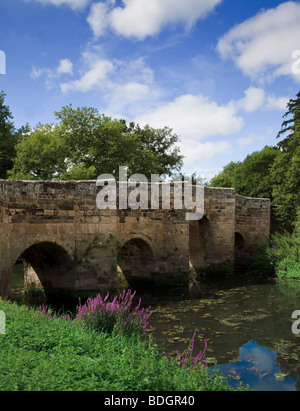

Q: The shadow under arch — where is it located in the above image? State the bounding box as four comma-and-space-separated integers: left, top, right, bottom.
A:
189, 215, 210, 270
118, 238, 157, 285
15, 241, 75, 299
234, 232, 248, 273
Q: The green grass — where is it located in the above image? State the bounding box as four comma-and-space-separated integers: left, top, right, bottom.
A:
0, 299, 241, 391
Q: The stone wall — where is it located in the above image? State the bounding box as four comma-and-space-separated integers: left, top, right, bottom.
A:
0, 180, 271, 298
235, 195, 271, 251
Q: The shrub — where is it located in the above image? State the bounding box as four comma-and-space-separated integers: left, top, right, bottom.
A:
276, 258, 300, 279
76, 289, 152, 337
266, 215, 300, 279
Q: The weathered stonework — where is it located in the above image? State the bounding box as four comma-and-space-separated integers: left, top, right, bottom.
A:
0, 180, 271, 298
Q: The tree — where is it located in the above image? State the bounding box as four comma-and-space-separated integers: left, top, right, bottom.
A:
210, 147, 279, 199
210, 161, 241, 189
8, 124, 68, 180
271, 91, 300, 227
9, 105, 184, 181
0, 91, 17, 179
55, 105, 183, 180
234, 147, 280, 199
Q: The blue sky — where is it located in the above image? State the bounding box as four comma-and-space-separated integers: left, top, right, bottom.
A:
1, 0, 300, 179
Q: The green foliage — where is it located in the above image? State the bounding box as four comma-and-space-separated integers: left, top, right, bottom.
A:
210, 146, 279, 199
0, 299, 239, 391
8, 124, 68, 180
246, 247, 274, 276
210, 161, 241, 189
0, 91, 30, 179
271, 91, 300, 227
275, 259, 300, 279
211, 90, 300, 228
8, 104, 183, 181
55, 105, 183, 180
265, 214, 300, 279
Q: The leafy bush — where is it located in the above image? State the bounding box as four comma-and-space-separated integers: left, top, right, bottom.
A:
275, 258, 300, 279
246, 247, 274, 276
266, 215, 300, 279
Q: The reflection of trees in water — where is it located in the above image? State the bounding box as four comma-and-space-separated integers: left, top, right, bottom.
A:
270, 339, 300, 391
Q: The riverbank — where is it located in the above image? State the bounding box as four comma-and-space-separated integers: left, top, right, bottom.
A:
0, 298, 242, 391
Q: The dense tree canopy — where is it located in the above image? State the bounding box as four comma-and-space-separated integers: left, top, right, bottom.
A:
272, 91, 300, 227
9, 105, 183, 181
210, 90, 300, 228
0, 91, 18, 179
8, 124, 68, 180
210, 146, 280, 200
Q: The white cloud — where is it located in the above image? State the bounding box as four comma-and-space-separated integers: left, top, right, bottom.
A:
24, 0, 90, 10
217, 1, 300, 82
237, 137, 254, 148
136, 93, 242, 171
60, 58, 114, 92
181, 140, 231, 167
87, 2, 110, 37
265, 95, 289, 111
138, 94, 243, 140
87, 0, 222, 40
57, 59, 73, 75
235, 86, 265, 113
59, 47, 161, 117
31, 58, 73, 89
232, 86, 290, 113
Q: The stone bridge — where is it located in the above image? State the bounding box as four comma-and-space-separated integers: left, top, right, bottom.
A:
0, 180, 271, 298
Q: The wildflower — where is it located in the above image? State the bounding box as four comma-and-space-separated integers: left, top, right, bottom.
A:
173, 332, 207, 369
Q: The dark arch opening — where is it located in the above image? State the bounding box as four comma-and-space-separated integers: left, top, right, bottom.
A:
235, 233, 246, 252
189, 216, 210, 270
12, 242, 74, 301
118, 238, 156, 285
234, 232, 247, 273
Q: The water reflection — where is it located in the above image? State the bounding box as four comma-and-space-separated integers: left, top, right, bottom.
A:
218, 341, 297, 391
146, 277, 300, 391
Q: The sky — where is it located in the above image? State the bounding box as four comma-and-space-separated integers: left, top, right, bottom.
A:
1, 0, 300, 180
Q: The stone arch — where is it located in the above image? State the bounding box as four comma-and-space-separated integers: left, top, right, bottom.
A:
118, 233, 155, 252
234, 232, 246, 255
234, 232, 247, 272
189, 215, 210, 270
13, 241, 75, 296
11, 237, 74, 268
118, 237, 157, 285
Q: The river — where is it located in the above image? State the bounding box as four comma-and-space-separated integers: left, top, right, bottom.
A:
11, 266, 300, 391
